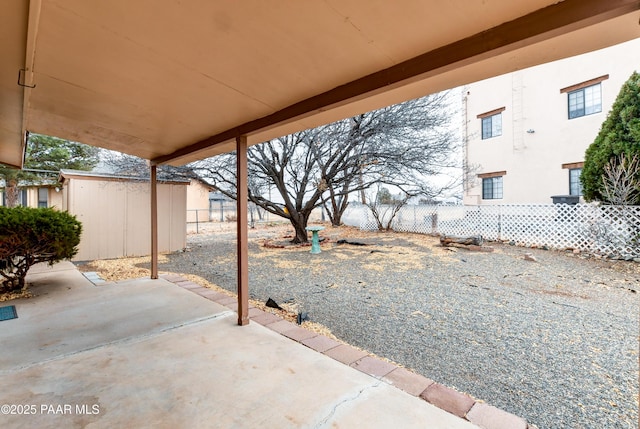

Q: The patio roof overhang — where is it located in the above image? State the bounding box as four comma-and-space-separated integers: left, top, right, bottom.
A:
1, 0, 639, 169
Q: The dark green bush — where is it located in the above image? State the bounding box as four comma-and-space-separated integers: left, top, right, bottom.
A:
582, 71, 640, 202
0, 207, 82, 293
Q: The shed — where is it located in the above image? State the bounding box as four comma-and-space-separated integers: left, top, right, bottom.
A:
58, 170, 188, 261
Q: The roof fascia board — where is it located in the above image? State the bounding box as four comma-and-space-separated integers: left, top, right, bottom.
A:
59, 171, 189, 185
20, 0, 42, 167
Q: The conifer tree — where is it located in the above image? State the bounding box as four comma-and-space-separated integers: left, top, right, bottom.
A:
582, 71, 640, 202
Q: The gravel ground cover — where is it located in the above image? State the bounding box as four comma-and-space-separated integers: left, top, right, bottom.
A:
158, 224, 638, 428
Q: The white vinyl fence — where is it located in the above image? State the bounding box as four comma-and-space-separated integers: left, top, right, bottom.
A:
342, 203, 640, 259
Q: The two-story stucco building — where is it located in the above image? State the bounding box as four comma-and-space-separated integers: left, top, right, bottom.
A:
463, 38, 640, 205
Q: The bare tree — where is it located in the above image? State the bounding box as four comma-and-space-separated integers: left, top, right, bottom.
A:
314, 92, 459, 226
364, 185, 413, 231
195, 130, 326, 243
597, 153, 640, 259
98, 150, 197, 181
601, 153, 640, 205
195, 91, 460, 243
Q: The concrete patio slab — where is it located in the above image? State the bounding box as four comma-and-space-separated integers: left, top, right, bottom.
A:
0, 262, 226, 372
0, 262, 479, 428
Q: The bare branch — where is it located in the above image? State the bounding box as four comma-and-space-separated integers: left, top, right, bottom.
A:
601, 153, 640, 205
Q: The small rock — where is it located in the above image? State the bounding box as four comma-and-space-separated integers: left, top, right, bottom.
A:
524, 253, 537, 262
573, 249, 580, 254
634, 258, 640, 263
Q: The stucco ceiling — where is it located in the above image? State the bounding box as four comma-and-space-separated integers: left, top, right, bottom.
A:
1, 0, 639, 167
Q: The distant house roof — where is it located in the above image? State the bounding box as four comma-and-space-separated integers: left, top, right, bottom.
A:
59, 169, 190, 185
0, 177, 59, 189
190, 177, 217, 191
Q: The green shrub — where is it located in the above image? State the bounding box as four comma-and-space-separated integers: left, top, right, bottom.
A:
582, 71, 640, 202
0, 207, 82, 293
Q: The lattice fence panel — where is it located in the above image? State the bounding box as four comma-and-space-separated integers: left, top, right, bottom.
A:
393, 205, 439, 234
342, 203, 640, 259
590, 205, 640, 258
505, 205, 581, 248
435, 205, 502, 240
342, 203, 378, 231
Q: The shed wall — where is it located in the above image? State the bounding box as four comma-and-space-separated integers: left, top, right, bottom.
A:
65, 178, 186, 261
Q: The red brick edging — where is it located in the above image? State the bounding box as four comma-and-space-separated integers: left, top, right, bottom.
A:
161, 274, 535, 429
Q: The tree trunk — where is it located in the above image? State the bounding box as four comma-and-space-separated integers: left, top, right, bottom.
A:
323, 183, 347, 227
0, 256, 27, 293
291, 221, 309, 244
366, 200, 407, 232
440, 235, 484, 247
332, 198, 349, 227
325, 200, 345, 227
5, 178, 19, 207
288, 212, 311, 243
322, 175, 355, 227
